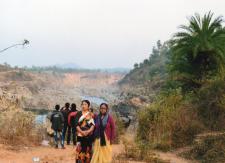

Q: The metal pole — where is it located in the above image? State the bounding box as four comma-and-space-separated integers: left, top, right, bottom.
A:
0, 39, 29, 53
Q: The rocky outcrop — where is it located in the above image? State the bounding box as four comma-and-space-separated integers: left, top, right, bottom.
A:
112, 102, 138, 128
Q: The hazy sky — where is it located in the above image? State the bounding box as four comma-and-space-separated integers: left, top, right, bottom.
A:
0, 0, 225, 69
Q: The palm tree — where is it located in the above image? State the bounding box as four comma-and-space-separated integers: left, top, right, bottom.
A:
0, 39, 29, 53
170, 12, 225, 89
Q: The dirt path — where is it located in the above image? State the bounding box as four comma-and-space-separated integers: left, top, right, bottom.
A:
0, 144, 197, 163
0, 132, 201, 163
0, 145, 75, 163
0, 144, 143, 163
153, 150, 195, 163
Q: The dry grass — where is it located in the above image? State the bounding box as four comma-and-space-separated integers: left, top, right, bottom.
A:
112, 156, 129, 163
181, 134, 225, 163
0, 108, 43, 146
112, 113, 125, 144
118, 136, 167, 163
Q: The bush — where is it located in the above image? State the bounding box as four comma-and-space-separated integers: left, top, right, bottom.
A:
0, 109, 43, 146
137, 89, 203, 150
184, 134, 225, 163
195, 79, 225, 130
119, 137, 167, 163
112, 113, 125, 144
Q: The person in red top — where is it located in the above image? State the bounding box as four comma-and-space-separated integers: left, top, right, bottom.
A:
68, 103, 78, 146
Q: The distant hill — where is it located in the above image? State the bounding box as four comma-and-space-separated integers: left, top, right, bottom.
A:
100, 68, 130, 74
24, 64, 129, 74
55, 62, 81, 69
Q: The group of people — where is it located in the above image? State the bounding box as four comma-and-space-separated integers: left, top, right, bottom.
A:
50, 100, 116, 163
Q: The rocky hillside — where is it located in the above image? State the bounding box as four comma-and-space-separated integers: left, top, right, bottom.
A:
0, 65, 124, 111
111, 41, 171, 128
113, 41, 170, 118
119, 41, 169, 101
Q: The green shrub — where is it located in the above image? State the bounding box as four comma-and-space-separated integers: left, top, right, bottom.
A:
137, 89, 203, 150
185, 134, 225, 163
195, 79, 225, 130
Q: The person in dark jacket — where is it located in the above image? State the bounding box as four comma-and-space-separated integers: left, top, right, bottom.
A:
50, 104, 65, 149
68, 103, 78, 145
61, 102, 72, 145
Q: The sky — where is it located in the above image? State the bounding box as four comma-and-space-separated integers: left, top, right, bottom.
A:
0, 0, 225, 69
